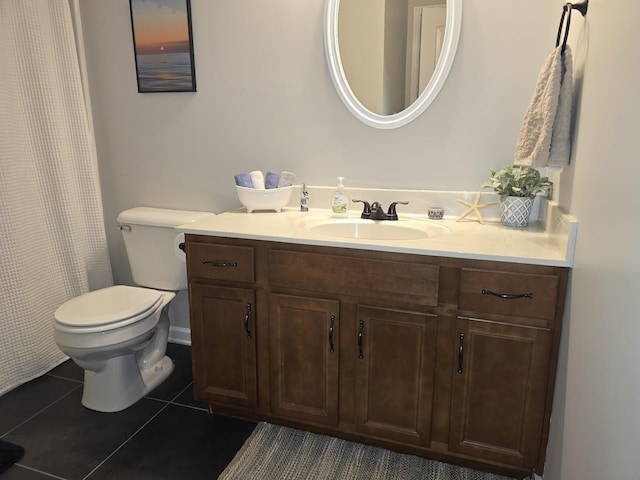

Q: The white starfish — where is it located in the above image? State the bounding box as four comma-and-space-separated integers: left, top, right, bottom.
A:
456, 192, 497, 225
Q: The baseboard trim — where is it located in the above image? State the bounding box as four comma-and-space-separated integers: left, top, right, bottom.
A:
168, 326, 191, 346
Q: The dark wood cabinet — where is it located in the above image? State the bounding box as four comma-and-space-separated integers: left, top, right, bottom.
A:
450, 266, 566, 474
355, 305, 437, 446
186, 235, 568, 479
450, 317, 552, 469
269, 293, 340, 426
189, 283, 257, 408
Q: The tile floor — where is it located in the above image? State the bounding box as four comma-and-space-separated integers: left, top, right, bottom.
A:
0, 343, 256, 480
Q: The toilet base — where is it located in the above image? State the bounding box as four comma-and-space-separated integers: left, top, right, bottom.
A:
81, 354, 174, 412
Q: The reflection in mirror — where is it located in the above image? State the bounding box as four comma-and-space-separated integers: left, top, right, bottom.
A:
406, 4, 446, 107
325, 0, 462, 129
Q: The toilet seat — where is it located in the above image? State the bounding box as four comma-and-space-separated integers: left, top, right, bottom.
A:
54, 285, 163, 334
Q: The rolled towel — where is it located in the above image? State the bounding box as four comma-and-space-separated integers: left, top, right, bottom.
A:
265, 171, 280, 189
249, 170, 265, 189
277, 171, 295, 187
234, 172, 253, 188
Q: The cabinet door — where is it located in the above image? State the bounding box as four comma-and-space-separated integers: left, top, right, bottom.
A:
190, 283, 257, 408
269, 294, 340, 426
450, 317, 552, 469
355, 306, 437, 446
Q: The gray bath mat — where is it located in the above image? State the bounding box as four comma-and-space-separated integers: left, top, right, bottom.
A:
218, 422, 518, 480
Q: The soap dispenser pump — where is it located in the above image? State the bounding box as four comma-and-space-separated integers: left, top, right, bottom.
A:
331, 177, 349, 218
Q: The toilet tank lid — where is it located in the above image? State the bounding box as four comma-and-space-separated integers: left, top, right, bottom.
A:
117, 207, 215, 227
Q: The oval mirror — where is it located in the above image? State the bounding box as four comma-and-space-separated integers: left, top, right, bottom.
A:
324, 0, 462, 129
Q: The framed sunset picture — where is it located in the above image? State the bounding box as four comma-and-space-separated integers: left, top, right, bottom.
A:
129, 0, 196, 93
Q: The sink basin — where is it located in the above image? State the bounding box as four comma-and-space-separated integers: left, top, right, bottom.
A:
300, 218, 448, 241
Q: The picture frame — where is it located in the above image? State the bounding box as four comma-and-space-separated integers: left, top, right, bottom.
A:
129, 0, 196, 93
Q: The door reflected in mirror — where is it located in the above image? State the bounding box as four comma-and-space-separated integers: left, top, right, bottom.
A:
407, 5, 446, 107
325, 0, 462, 128
339, 1, 446, 116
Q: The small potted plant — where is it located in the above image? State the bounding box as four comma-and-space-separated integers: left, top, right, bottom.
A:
482, 165, 553, 227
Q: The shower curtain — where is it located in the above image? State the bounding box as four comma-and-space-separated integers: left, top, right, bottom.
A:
0, 0, 113, 394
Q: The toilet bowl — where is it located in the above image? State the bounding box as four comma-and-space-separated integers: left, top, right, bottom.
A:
52, 207, 214, 412
54, 285, 174, 412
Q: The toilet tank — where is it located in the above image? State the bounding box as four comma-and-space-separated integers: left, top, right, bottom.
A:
117, 207, 214, 291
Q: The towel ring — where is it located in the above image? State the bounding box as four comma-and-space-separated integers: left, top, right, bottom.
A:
570, 0, 589, 16
556, 1, 588, 55
556, 4, 572, 54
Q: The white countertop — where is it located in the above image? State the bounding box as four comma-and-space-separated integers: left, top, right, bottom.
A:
177, 204, 577, 267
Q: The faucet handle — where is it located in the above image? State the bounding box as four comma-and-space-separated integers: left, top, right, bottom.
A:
387, 201, 409, 220
352, 199, 371, 219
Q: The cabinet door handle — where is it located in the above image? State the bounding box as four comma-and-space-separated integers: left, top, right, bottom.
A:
457, 333, 465, 374
202, 260, 238, 268
244, 303, 252, 339
482, 289, 533, 300
329, 315, 336, 353
357, 320, 364, 359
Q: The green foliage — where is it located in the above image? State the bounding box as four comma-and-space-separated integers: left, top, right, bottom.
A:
482, 165, 553, 201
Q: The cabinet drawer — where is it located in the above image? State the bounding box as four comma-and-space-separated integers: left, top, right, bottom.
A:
269, 250, 439, 306
459, 268, 559, 321
188, 242, 254, 283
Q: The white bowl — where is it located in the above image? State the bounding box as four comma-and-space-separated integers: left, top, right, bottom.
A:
236, 186, 293, 213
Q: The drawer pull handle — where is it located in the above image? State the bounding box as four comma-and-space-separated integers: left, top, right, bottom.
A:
244, 303, 252, 339
357, 320, 364, 359
202, 260, 238, 268
329, 315, 336, 353
482, 289, 533, 300
457, 333, 465, 374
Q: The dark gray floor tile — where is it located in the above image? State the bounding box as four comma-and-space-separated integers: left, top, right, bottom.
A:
0, 343, 256, 479
3, 388, 166, 480
47, 358, 84, 383
0, 375, 81, 435
1, 465, 56, 479
171, 382, 208, 410
165, 342, 192, 364
86, 404, 256, 480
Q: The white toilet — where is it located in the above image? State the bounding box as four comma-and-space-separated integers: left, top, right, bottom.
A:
53, 207, 214, 412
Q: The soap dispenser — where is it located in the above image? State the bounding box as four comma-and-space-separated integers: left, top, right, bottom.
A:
331, 177, 349, 217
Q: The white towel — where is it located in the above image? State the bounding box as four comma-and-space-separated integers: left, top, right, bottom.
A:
514, 45, 574, 169
549, 46, 573, 168
249, 170, 265, 189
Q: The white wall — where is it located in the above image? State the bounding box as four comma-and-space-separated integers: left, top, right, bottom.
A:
80, 0, 559, 285
79, 0, 640, 478
544, 1, 640, 479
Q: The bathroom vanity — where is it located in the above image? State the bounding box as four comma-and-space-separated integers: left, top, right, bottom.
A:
178, 205, 575, 479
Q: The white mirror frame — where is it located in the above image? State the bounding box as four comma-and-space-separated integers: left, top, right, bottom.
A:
324, 0, 462, 129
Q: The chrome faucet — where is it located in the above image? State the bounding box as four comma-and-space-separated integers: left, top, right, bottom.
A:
352, 200, 408, 221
